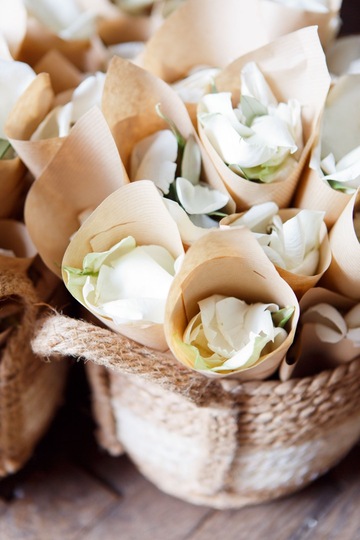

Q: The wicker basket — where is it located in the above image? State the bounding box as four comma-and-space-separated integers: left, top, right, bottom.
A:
0, 270, 68, 477
32, 312, 360, 509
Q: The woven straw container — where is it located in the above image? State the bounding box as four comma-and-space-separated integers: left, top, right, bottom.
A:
32, 313, 360, 509
0, 270, 68, 477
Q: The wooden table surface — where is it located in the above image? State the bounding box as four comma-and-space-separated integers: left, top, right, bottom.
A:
2, 1, 360, 539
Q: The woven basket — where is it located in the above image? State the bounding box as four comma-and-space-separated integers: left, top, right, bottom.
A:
32, 312, 360, 509
0, 270, 68, 477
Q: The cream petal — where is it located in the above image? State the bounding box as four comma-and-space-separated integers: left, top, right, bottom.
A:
251, 115, 298, 154
71, 73, 106, 123
0, 58, 36, 138
301, 303, 347, 342
24, 0, 81, 33
228, 202, 279, 232
344, 304, 360, 328
176, 177, 229, 215
162, 199, 211, 245
172, 67, 220, 103
180, 134, 201, 185
132, 129, 178, 194
199, 92, 241, 126
240, 62, 277, 107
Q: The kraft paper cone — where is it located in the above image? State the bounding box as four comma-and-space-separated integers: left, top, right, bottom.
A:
34, 49, 84, 94
280, 287, 360, 380
164, 227, 299, 380
294, 161, 351, 230
295, 74, 360, 228
260, 0, 342, 50
0, 219, 37, 272
221, 208, 331, 299
5, 72, 59, 178
0, 159, 27, 218
98, 10, 162, 45
17, 18, 106, 72
197, 27, 331, 211
320, 188, 360, 300
0, 0, 27, 59
62, 181, 184, 351
326, 35, 360, 77
102, 55, 235, 211
137, 0, 268, 82
24, 107, 127, 277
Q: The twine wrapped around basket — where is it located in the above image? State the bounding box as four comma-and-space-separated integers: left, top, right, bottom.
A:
0, 270, 68, 477
32, 311, 360, 509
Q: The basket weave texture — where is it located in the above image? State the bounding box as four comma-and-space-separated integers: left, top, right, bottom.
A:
0, 271, 68, 477
32, 312, 360, 509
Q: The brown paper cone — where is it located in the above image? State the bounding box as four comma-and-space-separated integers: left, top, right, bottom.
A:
102, 55, 235, 211
164, 227, 299, 380
5, 72, 58, 178
320, 188, 360, 300
0, 219, 37, 272
221, 208, 331, 299
137, 0, 268, 82
98, 10, 161, 45
34, 49, 84, 94
260, 0, 341, 50
62, 180, 184, 351
295, 74, 360, 228
280, 287, 360, 380
294, 164, 352, 230
24, 107, 127, 276
197, 26, 331, 211
17, 18, 106, 72
0, 159, 27, 218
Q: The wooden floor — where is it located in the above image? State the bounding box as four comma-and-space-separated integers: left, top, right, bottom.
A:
1, 362, 360, 540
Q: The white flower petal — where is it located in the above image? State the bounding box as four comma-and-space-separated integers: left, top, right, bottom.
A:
344, 304, 360, 329
162, 199, 211, 245
228, 202, 279, 232
301, 303, 347, 342
172, 66, 220, 103
0, 58, 36, 138
251, 115, 298, 154
240, 62, 277, 107
180, 134, 201, 185
131, 130, 178, 194
176, 177, 228, 215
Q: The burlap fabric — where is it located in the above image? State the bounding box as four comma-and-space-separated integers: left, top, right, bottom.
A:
0, 271, 68, 477
32, 313, 360, 509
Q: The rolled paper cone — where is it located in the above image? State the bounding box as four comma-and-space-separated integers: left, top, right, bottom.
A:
34, 49, 84, 94
0, 159, 27, 218
220, 208, 331, 299
164, 227, 299, 380
16, 18, 106, 72
62, 181, 184, 351
198, 26, 331, 211
137, 0, 268, 82
98, 11, 162, 45
280, 287, 360, 380
5, 72, 59, 178
102, 55, 235, 211
0, 0, 27, 59
0, 219, 37, 271
326, 35, 360, 76
320, 188, 360, 300
24, 107, 127, 277
260, 0, 342, 50
294, 164, 351, 230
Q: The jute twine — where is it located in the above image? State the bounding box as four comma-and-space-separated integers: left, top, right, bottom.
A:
32, 313, 360, 508
0, 270, 67, 476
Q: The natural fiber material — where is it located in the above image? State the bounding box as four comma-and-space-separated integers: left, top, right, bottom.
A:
32, 312, 360, 509
0, 271, 68, 477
